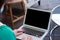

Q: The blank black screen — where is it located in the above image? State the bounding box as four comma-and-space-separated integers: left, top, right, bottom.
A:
25, 9, 50, 29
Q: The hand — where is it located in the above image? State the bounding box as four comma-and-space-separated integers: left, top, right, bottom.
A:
22, 36, 32, 40
14, 29, 24, 36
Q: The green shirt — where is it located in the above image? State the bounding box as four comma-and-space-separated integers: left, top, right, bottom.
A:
0, 24, 16, 40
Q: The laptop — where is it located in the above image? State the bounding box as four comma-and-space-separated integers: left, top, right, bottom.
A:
17, 8, 51, 40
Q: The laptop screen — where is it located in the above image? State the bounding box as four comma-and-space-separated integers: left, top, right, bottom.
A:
25, 8, 51, 29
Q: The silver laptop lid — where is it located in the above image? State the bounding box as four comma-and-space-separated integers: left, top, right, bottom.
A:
23, 8, 51, 32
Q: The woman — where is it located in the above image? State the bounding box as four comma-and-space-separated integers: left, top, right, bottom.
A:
0, 22, 32, 40
0, 0, 32, 40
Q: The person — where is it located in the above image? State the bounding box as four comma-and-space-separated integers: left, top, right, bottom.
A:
0, 0, 32, 40
0, 22, 32, 40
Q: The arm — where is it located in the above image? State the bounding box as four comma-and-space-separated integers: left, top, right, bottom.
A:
13, 29, 32, 40
13, 29, 24, 36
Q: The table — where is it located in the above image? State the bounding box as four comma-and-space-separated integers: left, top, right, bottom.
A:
52, 14, 60, 26
50, 14, 60, 40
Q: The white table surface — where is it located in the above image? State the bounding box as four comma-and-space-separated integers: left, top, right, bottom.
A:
52, 14, 60, 26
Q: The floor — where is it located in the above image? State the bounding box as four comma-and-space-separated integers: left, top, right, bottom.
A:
31, 2, 52, 11
44, 20, 60, 40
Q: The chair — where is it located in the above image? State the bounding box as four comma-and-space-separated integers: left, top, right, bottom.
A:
3, 0, 25, 29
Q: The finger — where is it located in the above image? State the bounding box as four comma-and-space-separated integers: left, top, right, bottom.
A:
17, 29, 24, 32
14, 29, 24, 32
27, 36, 32, 40
17, 31, 24, 33
22, 37, 27, 40
17, 32, 23, 35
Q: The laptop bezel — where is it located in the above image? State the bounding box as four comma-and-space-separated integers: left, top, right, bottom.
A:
23, 8, 51, 32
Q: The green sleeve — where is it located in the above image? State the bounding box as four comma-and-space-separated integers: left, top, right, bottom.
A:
0, 24, 16, 40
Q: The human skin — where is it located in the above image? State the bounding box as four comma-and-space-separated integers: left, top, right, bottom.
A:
14, 29, 32, 40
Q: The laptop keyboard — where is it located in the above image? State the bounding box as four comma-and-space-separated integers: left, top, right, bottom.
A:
22, 27, 44, 37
